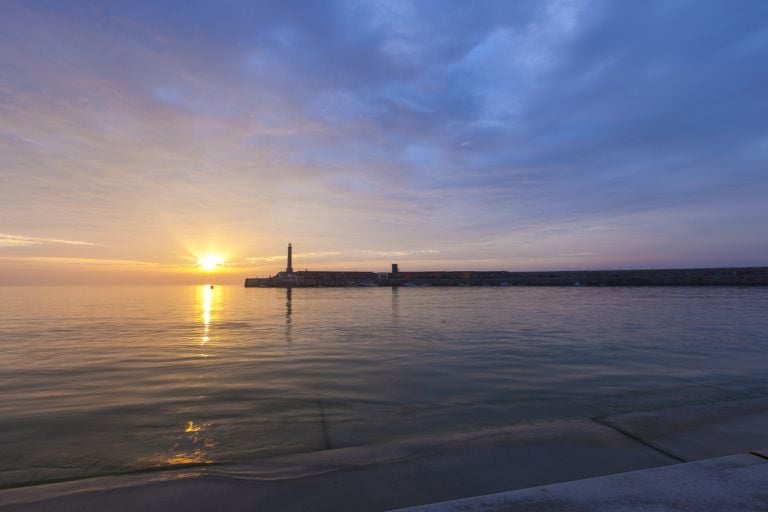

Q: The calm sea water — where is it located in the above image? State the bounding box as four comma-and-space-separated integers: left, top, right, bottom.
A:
1, 285, 767, 487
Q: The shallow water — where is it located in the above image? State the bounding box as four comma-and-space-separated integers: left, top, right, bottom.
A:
1, 285, 767, 487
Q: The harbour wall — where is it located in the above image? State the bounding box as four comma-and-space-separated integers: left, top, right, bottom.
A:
245, 266, 768, 287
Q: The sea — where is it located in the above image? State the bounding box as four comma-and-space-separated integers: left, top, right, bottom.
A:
1, 285, 767, 488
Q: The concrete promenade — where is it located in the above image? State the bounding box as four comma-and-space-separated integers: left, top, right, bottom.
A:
395, 451, 768, 511
2, 397, 767, 511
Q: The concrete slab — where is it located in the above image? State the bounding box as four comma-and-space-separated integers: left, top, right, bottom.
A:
600, 397, 768, 461
392, 453, 768, 512
5, 397, 768, 511
0, 419, 673, 512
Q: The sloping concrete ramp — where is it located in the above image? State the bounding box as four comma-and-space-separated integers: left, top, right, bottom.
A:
1, 397, 767, 511
0, 420, 674, 512
393, 450, 768, 512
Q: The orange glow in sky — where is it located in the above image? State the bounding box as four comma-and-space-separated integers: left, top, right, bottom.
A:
2, 1, 767, 286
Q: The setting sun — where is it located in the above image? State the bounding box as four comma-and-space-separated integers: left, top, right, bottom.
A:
197, 254, 224, 272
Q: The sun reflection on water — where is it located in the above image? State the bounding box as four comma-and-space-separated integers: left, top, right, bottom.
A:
185, 420, 203, 433
163, 451, 209, 465
201, 285, 212, 346
155, 287, 223, 467
147, 419, 218, 467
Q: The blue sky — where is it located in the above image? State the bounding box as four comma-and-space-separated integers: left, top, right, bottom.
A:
1, 0, 767, 283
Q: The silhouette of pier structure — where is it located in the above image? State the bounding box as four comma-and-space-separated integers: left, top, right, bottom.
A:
244, 244, 768, 288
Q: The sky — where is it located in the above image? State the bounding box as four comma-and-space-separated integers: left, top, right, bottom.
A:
1, 0, 767, 284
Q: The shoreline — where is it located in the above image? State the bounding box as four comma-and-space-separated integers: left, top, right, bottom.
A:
3, 395, 767, 510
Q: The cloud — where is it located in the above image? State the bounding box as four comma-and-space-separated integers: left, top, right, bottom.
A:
245, 251, 341, 263
358, 249, 440, 257
0, 233, 94, 248
1, 0, 767, 276
0, 256, 156, 266
555, 252, 595, 258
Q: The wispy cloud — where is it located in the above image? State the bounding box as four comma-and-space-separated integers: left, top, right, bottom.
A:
555, 252, 595, 258
357, 249, 440, 257
245, 251, 341, 263
0, 256, 156, 266
0, 233, 94, 248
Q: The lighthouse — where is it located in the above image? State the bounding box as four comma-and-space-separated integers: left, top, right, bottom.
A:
286, 243, 294, 274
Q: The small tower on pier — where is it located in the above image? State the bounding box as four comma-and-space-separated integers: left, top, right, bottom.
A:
287, 243, 294, 274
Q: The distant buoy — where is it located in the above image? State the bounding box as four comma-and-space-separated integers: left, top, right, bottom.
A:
210, 285, 214, 289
